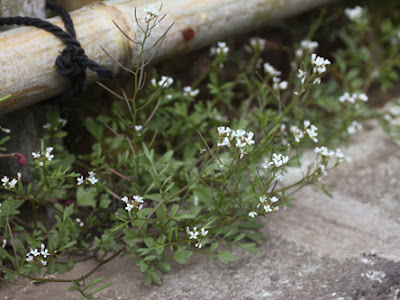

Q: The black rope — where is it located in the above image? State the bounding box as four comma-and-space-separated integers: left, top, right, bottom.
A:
0, 0, 113, 102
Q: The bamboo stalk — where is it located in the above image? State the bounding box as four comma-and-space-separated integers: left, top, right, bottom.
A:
0, 0, 336, 114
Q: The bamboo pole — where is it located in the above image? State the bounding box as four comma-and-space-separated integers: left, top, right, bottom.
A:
0, 0, 336, 114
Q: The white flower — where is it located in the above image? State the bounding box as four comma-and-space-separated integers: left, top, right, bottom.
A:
2, 239, 6, 248
314, 146, 334, 157
43, 123, 51, 129
248, 211, 258, 218
121, 195, 144, 212
77, 176, 84, 185
233, 129, 246, 139
40, 244, 49, 258
158, 76, 174, 87
264, 63, 281, 77
335, 148, 351, 163
345, 6, 363, 22
300, 40, 318, 52
1, 176, 9, 187
270, 196, 279, 203
249, 37, 266, 51
87, 172, 98, 185
26, 255, 34, 262
144, 5, 159, 22
195, 242, 202, 248
217, 126, 231, 137
273, 77, 288, 90
183, 86, 200, 97
244, 132, 255, 146
8, 179, 18, 189
45, 147, 54, 161
210, 41, 229, 56
298, 69, 307, 84
339, 92, 355, 104
218, 137, 231, 147
311, 53, 331, 74
58, 118, 67, 127
347, 121, 363, 135
200, 228, 208, 236
290, 125, 304, 143
186, 226, 199, 239
263, 204, 273, 213
135, 125, 143, 132
32, 152, 41, 159
304, 122, 318, 143
17, 172, 22, 181
75, 218, 84, 227
0, 126, 11, 133
265, 153, 289, 168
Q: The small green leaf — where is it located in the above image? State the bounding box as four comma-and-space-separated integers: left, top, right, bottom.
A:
84, 277, 105, 290
216, 251, 237, 264
173, 247, 192, 264
238, 243, 259, 253
85, 117, 103, 141
77, 186, 97, 208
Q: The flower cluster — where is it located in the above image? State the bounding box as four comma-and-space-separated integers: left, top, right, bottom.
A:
263, 153, 289, 169
121, 195, 144, 212
257, 195, 279, 213
183, 86, 199, 98
0, 125, 11, 133
77, 171, 98, 185
311, 54, 331, 75
144, 5, 159, 22
249, 37, 266, 51
186, 226, 208, 248
26, 244, 50, 266
347, 121, 363, 135
263, 63, 281, 77
290, 120, 318, 143
75, 218, 84, 227
1, 172, 20, 189
217, 127, 255, 159
313, 146, 351, 179
345, 6, 363, 22
151, 76, 174, 88
210, 41, 229, 56
43, 118, 67, 130
32, 147, 54, 166
296, 40, 319, 57
338, 92, 368, 104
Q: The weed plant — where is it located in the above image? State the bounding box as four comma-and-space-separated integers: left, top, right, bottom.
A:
0, 3, 399, 298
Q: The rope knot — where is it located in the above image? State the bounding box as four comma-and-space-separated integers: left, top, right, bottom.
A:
56, 45, 88, 78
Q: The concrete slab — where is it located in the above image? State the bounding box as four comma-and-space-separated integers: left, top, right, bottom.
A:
1, 120, 400, 300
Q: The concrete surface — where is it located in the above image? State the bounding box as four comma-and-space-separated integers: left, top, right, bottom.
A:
1, 119, 400, 300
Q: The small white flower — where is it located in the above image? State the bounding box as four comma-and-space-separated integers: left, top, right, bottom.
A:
195, 242, 202, 248
314, 146, 334, 157
26, 255, 34, 262
270, 196, 279, 203
43, 123, 51, 129
87, 172, 98, 185
158, 76, 174, 87
210, 41, 229, 56
40, 244, 49, 258
135, 125, 143, 132
265, 153, 289, 168
58, 118, 67, 127
304, 122, 318, 143
32, 152, 41, 159
217, 126, 231, 136
347, 121, 363, 135
249, 37, 266, 51
244, 132, 255, 146
298, 69, 307, 84
2, 239, 6, 248
144, 5, 159, 22
248, 211, 258, 218
8, 179, 18, 189
300, 40, 318, 52
290, 125, 304, 143
17, 172, 22, 181
345, 6, 363, 22
217, 137, 231, 147
0, 126, 11, 133
200, 228, 208, 236
183, 86, 200, 98
75, 218, 84, 227
77, 176, 84, 185
263, 204, 273, 213
1, 176, 9, 187
311, 53, 331, 74
264, 63, 281, 77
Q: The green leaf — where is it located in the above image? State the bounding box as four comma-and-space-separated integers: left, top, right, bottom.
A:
77, 186, 97, 208
147, 269, 162, 285
156, 203, 167, 219
88, 283, 112, 296
63, 204, 74, 223
173, 247, 192, 264
0, 94, 11, 102
216, 251, 237, 264
233, 233, 246, 243
156, 261, 171, 273
85, 277, 105, 290
85, 117, 103, 141
238, 243, 259, 253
